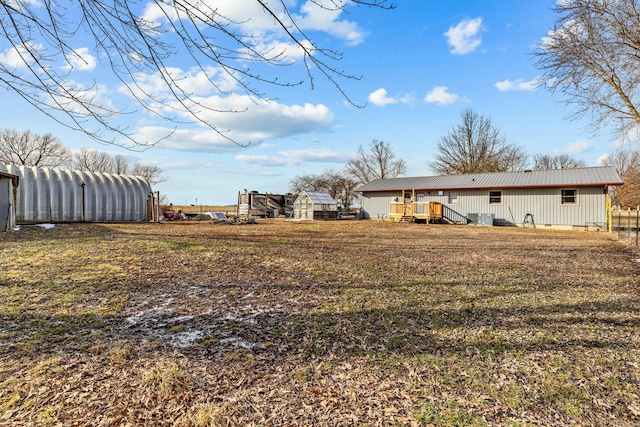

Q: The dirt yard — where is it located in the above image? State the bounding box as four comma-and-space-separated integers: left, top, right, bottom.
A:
1, 220, 639, 426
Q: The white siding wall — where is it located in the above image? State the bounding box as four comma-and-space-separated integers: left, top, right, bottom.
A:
361, 187, 607, 227
3, 165, 151, 222
360, 192, 402, 219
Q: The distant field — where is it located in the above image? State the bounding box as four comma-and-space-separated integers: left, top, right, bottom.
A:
165, 204, 238, 214
1, 221, 639, 426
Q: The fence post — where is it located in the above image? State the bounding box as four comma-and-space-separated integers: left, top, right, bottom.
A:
618, 208, 621, 238
628, 207, 631, 239
637, 206, 639, 246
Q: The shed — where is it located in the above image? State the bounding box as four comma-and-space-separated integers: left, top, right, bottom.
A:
0, 170, 19, 232
357, 166, 624, 230
293, 191, 338, 221
1, 165, 152, 223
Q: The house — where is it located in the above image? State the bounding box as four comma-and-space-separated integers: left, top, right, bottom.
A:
357, 166, 623, 230
292, 191, 338, 220
0, 170, 19, 232
1, 165, 152, 223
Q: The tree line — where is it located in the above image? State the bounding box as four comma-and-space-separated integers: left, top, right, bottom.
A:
0, 128, 164, 185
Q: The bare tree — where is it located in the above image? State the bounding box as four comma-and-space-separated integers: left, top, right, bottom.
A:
289, 169, 358, 209
602, 144, 640, 206
430, 109, 528, 175
71, 148, 116, 173
533, 0, 640, 135
346, 140, 407, 185
0, 128, 71, 167
130, 162, 165, 186
532, 154, 587, 170
602, 145, 640, 176
113, 154, 130, 175
289, 173, 328, 194
1, 1, 391, 148
71, 148, 164, 185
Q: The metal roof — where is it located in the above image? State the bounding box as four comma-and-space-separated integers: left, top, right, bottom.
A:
357, 166, 624, 192
300, 191, 338, 204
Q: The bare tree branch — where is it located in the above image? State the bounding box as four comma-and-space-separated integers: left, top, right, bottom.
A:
533, 0, 640, 135
532, 154, 587, 169
430, 108, 528, 174
0, 0, 392, 149
345, 139, 406, 185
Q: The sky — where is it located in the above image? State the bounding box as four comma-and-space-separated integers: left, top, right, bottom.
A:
0, 0, 628, 205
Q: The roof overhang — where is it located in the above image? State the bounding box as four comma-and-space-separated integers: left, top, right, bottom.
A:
359, 182, 624, 193
0, 171, 19, 187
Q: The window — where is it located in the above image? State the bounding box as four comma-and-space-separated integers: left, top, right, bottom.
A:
448, 192, 458, 204
489, 191, 502, 204
561, 189, 577, 204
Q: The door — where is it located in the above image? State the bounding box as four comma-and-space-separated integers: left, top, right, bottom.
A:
403, 191, 413, 216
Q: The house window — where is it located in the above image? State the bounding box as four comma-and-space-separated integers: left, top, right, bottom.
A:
561, 189, 577, 204
448, 192, 458, 205
489, 191, 502, 205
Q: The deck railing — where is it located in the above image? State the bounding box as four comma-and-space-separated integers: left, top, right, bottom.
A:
441, 205, 468, 224
389, 201, 442, 221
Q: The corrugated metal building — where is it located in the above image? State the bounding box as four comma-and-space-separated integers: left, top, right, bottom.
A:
0, 165, 152, 223
0, 170, 19, 232
293, 191, 338, 220
357, 167, 623, 229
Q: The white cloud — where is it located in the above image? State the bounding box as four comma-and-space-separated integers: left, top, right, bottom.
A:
444, 17, 483, 55
296, 0, 368, 46
142, 0, 367, 47
596, 153, 611, 165
119, 66, 238, 100
132, 96, 334, 151
424, 86, 459, 105
367, 88, 414, 107
64, 47, 96, 72
236, 148, 353, 166
0, 42, 43, 69
540, 19, 584, 51
495, 77, 541, 92
565, 140, 593, 154
368, 88, 398, 106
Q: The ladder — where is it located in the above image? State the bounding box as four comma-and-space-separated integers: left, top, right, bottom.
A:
522, 213, 535, 228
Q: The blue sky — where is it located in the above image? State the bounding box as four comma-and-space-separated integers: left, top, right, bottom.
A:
0, 0, 623, 205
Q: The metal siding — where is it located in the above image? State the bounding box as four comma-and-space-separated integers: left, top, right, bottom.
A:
4, 165, 151, 222
361, 191, 402, 219
443, 187, 606, 226
361, 186, 606, 227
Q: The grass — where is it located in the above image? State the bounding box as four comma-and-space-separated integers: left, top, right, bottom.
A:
0, 220, 639, 426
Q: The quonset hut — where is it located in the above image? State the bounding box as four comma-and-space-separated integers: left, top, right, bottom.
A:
0, 165, 151, 223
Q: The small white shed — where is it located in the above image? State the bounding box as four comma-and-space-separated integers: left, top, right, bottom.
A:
293, 191, 338, 221
0, 170, 18, 232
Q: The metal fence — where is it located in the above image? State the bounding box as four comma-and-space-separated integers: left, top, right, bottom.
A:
613, 208, 640, 245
